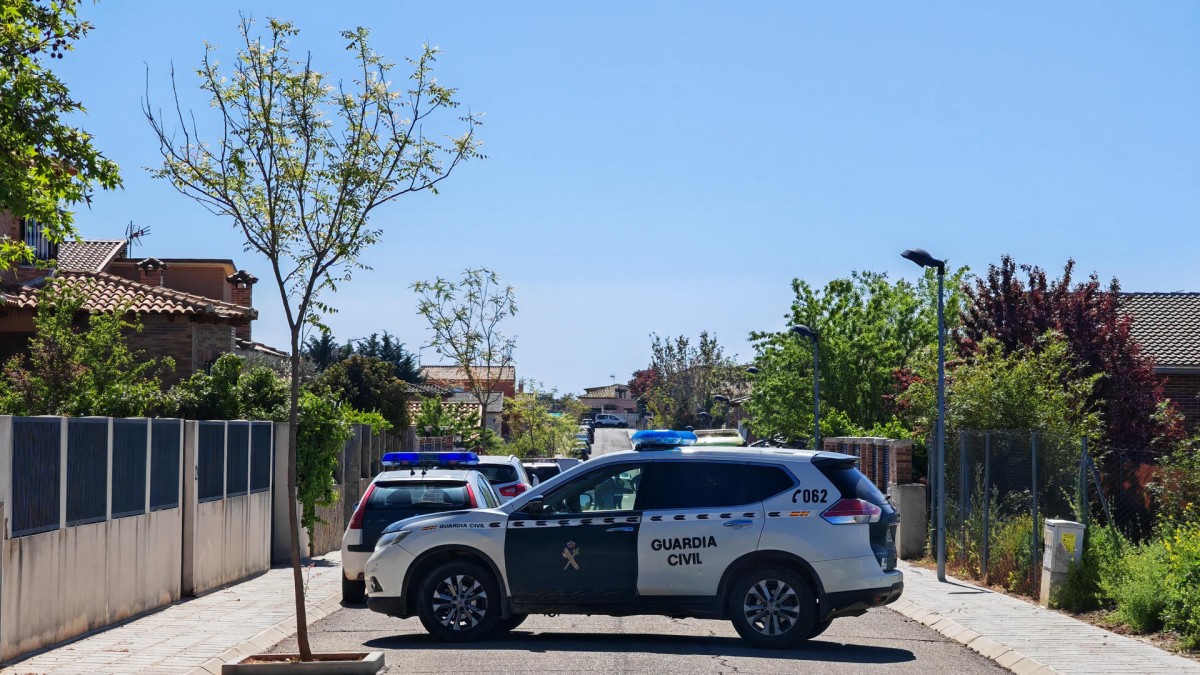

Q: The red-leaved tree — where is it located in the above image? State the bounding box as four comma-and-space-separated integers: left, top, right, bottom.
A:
957, 256, 1182, 451
628, 367, 658, 400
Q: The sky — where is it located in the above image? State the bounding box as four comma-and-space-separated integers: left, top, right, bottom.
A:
49, 1, 1200, 394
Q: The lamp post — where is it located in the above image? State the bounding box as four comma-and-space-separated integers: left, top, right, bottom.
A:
790, 325, 820, 450
901, 247, 947, 583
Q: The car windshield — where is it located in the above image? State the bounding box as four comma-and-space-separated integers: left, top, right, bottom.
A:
475, 464, 519, 484
525, 465, 561, 483
367, 481, 471, 509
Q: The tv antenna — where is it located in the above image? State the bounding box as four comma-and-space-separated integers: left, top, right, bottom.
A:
124, 221, 151, 253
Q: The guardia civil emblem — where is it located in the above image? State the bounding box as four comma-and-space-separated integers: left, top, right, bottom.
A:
562, 540, 581, 571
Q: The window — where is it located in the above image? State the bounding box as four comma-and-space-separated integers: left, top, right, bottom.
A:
475, 464, 518, 484
368, 482, 471, 510
636, 462, 796, 511
475, 477, 499, 508
540, 464, 644, 515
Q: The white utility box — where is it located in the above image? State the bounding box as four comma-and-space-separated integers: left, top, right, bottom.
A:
1040, 519, 1086, 606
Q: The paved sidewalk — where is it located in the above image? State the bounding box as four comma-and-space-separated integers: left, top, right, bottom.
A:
2, 553, 343, 675
891, 561, 1200, 674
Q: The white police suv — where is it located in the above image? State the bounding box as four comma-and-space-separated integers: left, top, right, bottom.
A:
341, 452, 501, 603
363, 430, 902, 648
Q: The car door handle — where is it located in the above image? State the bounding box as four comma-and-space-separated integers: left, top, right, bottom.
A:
723, 519, 754, 529
606, 526, 634, 533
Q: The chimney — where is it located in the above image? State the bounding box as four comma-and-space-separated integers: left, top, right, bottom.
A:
135, 257, 168, 287
226, 269, 258, 341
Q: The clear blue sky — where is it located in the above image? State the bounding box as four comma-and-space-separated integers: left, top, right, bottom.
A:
53, 1, 1200, 394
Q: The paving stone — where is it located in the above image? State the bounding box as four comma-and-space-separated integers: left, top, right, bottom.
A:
1, 552, 341, 675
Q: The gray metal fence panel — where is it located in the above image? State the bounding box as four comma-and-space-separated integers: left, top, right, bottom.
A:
111, 419, 147, 518
226, 421, 250, 497
249, 422, 272, 493
197, 421, 225, 502
66, 418, 108, 526
150, 419, 182, 510
12, 417, 62, 537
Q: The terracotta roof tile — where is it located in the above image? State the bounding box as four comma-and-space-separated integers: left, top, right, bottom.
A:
56, 240, 126, 272
0, 271, 256, 322
1122, 292, 1200, 370
420, 365, 516, 382
580, 384, 628, 399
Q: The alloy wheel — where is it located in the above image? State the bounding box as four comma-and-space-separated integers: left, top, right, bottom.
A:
742, 578, 801, 636
431, 573, 489, 631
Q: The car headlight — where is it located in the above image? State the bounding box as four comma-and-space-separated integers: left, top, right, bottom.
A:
375, 529, 412, 551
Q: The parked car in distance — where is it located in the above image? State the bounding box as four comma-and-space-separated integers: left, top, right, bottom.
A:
693, 428, 747, 447
341, 451, 500, 603
593, 413, 628, 428
579, 423, 595, 443
475, 455, 538, 501
522, 457, 582, 483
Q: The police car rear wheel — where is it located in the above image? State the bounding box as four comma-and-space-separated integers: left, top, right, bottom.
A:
730, 567, 816, 648
417, 561, 500, 642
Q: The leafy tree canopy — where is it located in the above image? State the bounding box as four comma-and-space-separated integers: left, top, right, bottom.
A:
163, 352, 288, 421
302, 329, 420, 382
318, 354, 410, 430
640, 331, 740, 430
0, 0, 121, 267
959, 256, 1182, 450
746, 269, 966, 445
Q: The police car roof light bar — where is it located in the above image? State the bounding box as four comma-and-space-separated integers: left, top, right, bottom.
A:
631, 429, 698, 450
381, 451, 480, 468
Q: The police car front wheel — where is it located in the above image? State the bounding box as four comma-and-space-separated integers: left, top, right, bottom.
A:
416, 561, 501, 642
730, 567, 817, 649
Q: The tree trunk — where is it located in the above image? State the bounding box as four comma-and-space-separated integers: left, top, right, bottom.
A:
287, 334, 313, 660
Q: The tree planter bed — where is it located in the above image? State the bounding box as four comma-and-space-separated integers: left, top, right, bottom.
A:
222, 651, 384, 674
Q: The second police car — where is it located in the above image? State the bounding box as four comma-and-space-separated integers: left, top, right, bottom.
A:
363, 430, 902, 648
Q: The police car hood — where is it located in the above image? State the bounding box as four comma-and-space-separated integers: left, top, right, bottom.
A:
380, 508, 505, 534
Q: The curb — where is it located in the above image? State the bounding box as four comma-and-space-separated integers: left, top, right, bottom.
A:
187, 590, 344, 675
887, 598, 1062, 675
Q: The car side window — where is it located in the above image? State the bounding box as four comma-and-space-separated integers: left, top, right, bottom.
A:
636, 462, 784, 511
476, 477, 499, 508
539, 464, 644, 515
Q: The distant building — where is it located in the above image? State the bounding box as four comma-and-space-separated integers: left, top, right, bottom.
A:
579, 384, 637, 417
1122, 292, 1200, 431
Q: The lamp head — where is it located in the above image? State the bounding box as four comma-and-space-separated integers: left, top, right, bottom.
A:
790, 324, 817, 341
901, 248, 945, 273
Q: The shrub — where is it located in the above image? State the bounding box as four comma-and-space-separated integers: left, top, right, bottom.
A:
1161, 512, 1200, 649
296, 387, 352, 539
1053, 524, 1126, 613
988, 513, 1038, 596
1103, 540, 1169, 633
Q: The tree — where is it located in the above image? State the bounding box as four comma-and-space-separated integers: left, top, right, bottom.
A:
627, 367, 657, 400
302, 329, 345, 371
352, 331, 421, 382
958, 256, 1182, 450
145, 17, 482, 659
0, 0, 121, 267
0, 279, 171, 416
413, 267, 516, 430
318, 354, 410, 429
163, 352, 288, 421
746, 269, 966, 445
640, 331, 739, 430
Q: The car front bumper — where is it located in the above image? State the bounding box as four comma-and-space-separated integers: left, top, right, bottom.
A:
363, 544, 417, 617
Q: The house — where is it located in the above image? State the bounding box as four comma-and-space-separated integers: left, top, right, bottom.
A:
579, 383, 638, 418
0, 213, 269, 383
419, 365, 517, 397
1122, 292, 1200, 431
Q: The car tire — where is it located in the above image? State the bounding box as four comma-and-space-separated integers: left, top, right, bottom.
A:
493, 613, 528, 634
342, 574, 365, 604
618, 422, 628, 428
729, 566, 817, 649
807, 617, 833, 639
416, 560, 501, 642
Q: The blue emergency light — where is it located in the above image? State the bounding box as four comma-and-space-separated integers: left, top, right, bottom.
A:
381, 451, 480, 468
631, 429, 697, 450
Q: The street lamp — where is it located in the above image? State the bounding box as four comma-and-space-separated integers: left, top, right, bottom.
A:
901, 247, 947, 583
713, 394, 733, 429
789, 324, 820, 450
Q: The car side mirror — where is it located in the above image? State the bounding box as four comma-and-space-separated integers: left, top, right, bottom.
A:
524, 497, 544, 515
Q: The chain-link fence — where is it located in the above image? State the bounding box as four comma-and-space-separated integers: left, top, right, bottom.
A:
932, 430, 1161, 595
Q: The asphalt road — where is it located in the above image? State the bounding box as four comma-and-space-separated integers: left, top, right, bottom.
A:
278, 430, 1003, 673
271, 605, 1005, 674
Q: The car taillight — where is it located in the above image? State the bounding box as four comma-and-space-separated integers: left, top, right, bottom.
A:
821, 498, 882, 525
466, 483, 478, 508
499, 484, 527, 498
348, 483, 377, 530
